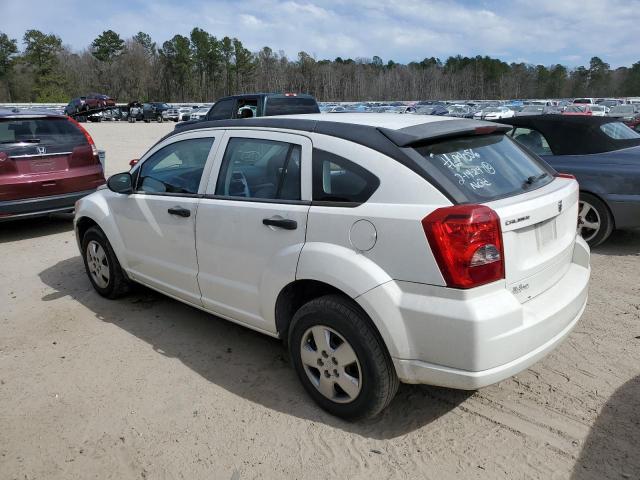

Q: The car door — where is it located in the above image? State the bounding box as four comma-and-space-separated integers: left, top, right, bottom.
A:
196, 130, 311, 334
110, 132, 220, 304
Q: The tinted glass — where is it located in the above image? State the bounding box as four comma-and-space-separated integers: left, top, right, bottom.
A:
512, 127, 554, 155
215, 138, 301, 201
137, 138, 213, 195
264, 97, 320, 116
0, 118, 86, 157
413, 134, 553, 202
312, 149, 379, 204
600, 122, 640, 139
207, 99, 235, 120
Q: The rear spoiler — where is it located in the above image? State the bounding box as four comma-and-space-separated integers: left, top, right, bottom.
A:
377, 119, 512, 147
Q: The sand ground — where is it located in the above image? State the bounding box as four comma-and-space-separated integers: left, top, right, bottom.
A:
1, 121, 639, 479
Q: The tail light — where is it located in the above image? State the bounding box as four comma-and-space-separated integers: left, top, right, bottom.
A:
0, 151, 16, 174
422, 205, 504, 289
67, 117, 99, 157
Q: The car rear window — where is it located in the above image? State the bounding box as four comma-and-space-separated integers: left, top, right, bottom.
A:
0, 117, 86, 156
264, 97, 320, 116
600, 122, 640, 139
412, 134, 554, 202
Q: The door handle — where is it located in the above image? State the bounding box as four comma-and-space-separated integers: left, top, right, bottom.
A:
262, 217, 297, 230
168, 206, 191, 217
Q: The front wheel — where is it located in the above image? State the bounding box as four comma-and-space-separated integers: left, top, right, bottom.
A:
156, 115, 163, 123
578, 192, 613, 247
289, 295, 398, 420
82, 226, 131, 299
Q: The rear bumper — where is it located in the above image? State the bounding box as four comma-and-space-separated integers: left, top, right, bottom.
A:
604, 194, 640, 229
358, 236, 590, 390
0, 189, 96, 221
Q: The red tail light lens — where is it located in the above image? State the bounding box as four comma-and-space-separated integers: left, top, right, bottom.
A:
67, 117, 99, 157
422, 205, 504, 289
0, 151, 16, 174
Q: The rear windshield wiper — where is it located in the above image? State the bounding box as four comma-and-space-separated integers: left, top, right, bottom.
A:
523, 172, 548, 188
0, 138, 41, 144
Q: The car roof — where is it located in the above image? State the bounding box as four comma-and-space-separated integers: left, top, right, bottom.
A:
498, 114, 640, 155
169, 113, 510, 152
273, 112, 454, 129
219, 93, 317, 100
0, 107, 65, 119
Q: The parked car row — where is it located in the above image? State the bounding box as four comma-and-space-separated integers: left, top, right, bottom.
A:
318, 97, 640, 130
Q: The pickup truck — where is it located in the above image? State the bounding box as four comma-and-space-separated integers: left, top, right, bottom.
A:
176, 93, 320, 129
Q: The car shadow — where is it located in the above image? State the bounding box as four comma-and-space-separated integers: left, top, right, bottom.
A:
39, 256, 472, 439
0, 213, 74, 243
571, 375, 640, 479
591, 229, 640, 257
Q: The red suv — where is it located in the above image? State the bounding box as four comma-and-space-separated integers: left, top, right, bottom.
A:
0, 108, 105, 220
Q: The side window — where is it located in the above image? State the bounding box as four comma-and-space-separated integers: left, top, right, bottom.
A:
207, 99, 235, 120
312, 149, 380, 204
215, 137, 301, 201
511, 127, 554, 156
137, 137, 214, 195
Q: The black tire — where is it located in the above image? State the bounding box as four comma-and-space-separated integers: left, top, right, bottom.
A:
156, 115, 163, 123
579, 192, 614, 247
289, 294, 399, 420
81, 226, 131, 299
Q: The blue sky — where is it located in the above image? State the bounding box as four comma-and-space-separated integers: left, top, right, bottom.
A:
2, 0, 639, 67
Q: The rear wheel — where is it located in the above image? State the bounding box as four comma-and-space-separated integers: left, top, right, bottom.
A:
82, 227, 131, 299
578, 192, 613, 247
289, 295, 398, 420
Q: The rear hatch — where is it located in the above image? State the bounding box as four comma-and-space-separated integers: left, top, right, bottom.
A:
0, 116, 104, 201
486, 177, 578, 302
413, 132, 577, 302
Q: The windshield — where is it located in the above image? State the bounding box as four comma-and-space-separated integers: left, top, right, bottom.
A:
610, 105, 634, 114
600, 122, 640, 139
412, 134, 553, 202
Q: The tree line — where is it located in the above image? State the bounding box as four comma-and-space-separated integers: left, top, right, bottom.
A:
0, 28, 639, 103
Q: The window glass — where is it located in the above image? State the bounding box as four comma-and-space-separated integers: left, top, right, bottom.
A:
264, 97, 320, 116
413, 134, 553, 202
215, 138, 301, 201
207, 99, 235, 120
600, 122, 640, 139
312, 149, 379, 203
512, 127, 554, 156
137, 137, 213, 195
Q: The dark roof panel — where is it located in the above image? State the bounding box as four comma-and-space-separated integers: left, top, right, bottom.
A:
497, 114, 640, 155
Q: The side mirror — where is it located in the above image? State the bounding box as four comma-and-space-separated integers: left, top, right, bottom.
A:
129, 158, 139, 167
107, 172, 133, 194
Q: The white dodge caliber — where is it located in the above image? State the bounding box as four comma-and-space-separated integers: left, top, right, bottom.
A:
74, 113, 590, 419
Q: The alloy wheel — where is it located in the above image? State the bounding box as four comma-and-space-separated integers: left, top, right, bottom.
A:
86, 240, 110, 289
578, 200, 601, 242
300, 325, 362, 403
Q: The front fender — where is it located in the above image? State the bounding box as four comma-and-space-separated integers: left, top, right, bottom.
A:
74, 191, 129, 271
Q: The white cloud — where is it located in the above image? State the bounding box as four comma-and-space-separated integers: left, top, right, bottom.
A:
1, 0, 639, 67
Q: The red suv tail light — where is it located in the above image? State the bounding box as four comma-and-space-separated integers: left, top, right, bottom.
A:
67, 117, 99, 157
0, 151, 16, 175
422, 205, 504, 289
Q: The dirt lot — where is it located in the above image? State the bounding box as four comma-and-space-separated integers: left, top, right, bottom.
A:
1, 122, 639, 480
